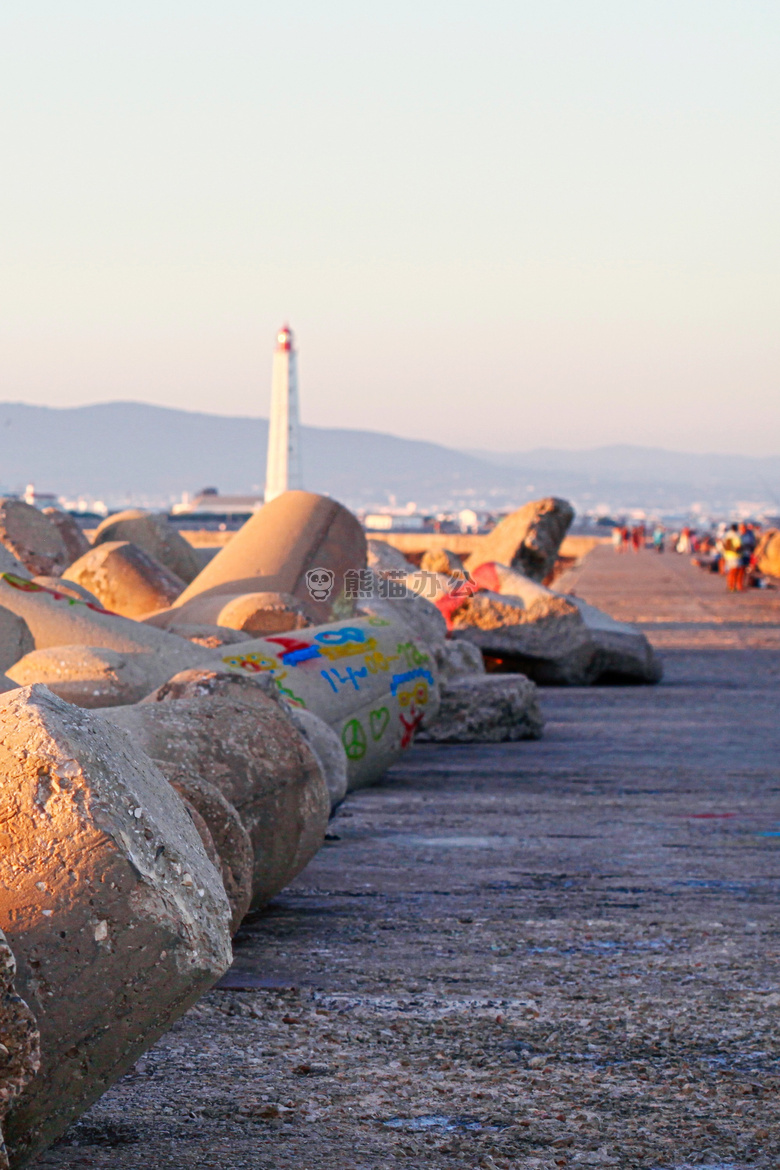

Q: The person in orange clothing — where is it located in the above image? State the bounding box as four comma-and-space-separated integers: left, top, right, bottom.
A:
721, 524, 742, 592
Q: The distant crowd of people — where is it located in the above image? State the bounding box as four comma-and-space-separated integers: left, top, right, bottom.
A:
611, 520, 765, 593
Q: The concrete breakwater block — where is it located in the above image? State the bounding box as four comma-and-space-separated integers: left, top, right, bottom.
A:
0, 607, 33, 675
217, 616, 442, 791
166, 775, 253, 933
6, 646, 167, 708
756, 528, 780, 578
31, 577, 102, 606
41, 509, 90, 565
0, 686, 231, 1167
284, 705, 349, 809
0, 932, 39, 1170
0, 575, 212, 703
419, 674, 544, 743
451, 587, 661, 685
92, 509, 202, 585
105, 669, 330, 910
64, 541, 186, 619
169, 490, 367, 625
0, 502, 70, 579
464, 497, 574, 582
145, 589, 312, 637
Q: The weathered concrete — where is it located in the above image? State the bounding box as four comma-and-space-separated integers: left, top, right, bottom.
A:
33, 547, 780, 1170
41, 510, 90, 566
105, 670, 330, 911
0, 932, 39, 1170
420, 673, 544, 743
91, 511, 202, 585
755, 528, 780, 579
0, 686, 231, 1167
145, 590, 311, 636
0, 503, 69, 578
464, 497, 574, 581
0, 607, 33, 674
171, 492, 367, 624
64, 542, 185, 619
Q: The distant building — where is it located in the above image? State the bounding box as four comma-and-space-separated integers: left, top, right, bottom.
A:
264, 324, 303, 503
171, 487, 263, 524
23, 483, 59, 510
364, 513, 427, 532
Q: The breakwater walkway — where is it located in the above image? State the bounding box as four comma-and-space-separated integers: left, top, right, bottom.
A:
40, 548, 780, 1170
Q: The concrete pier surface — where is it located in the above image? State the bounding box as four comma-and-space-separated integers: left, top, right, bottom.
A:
38, 548, 780, 1169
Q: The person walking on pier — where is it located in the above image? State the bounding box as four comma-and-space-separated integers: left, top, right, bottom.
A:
722, 524, 742, 592
737, 522, 756, 591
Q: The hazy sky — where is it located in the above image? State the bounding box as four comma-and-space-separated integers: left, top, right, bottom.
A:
2, 2, 778, 454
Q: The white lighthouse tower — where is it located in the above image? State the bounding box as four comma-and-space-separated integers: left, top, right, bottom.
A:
264, 323, 303, 503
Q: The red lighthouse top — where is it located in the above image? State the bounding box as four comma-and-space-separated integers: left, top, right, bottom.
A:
276, 324, 294, 352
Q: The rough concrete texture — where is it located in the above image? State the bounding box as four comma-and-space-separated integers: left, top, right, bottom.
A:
63, 541, 186, 619
284, 706, 349, 809
0, 685, 231, 1167
0, 575, 212, 699
31, 578, 102, 606
432, 638, 485, 684
160, 624, 255, 649
7, 647, 169, 708
0, 932, 39, 1170
166, 776, 253, 934
0, 502, 69, 578
366, 540, 415, 573
171, 491, 367, 624
419, 548, 467, 577
106, 669, 330, 910
91, 510, 202, 585
35, 545, 780, 1170
452, 590, 662, 685
358, 574, 448, 651
755, 528, 780, 578
145, 590, 312, 636
465, 497, 574, 582
470, 560, 554, 605
420, 673, 544, 743
0, 607, 33, 674
41, 510, 90, 566
218, 616, 441, 791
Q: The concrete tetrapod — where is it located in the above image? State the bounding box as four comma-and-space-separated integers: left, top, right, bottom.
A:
450, 564, 662, 685
756, 528, 780, 579
0, 573, 212, 703
41, 509, 90, 566
463, 497, 574, 582
419, 674, 544, 743
105, 670, 330, 910
144, 589, 312, 637
166, 490, 367, 625
167, 776, 253, 933
63, 541, 186, 619
91, 509, 202, 585
0, 932, 39, 1170
0, 502, 70, 579
0, 686, 232, 1168
0, 607, 33, 674
216, 615, 441, 791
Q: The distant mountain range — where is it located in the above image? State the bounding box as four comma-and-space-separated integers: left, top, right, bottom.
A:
0, 401, 778, 517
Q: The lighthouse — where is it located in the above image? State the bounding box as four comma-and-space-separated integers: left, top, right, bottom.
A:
264, 323, 303, 503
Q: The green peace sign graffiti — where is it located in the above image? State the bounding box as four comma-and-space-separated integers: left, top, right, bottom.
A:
341, 718, 367, 760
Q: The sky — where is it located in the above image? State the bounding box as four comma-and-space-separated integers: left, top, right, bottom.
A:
1, 1, 779, 455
